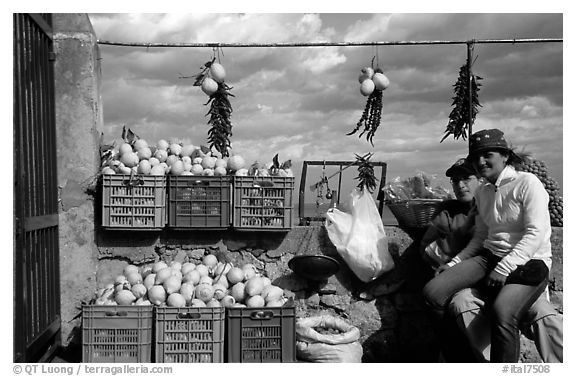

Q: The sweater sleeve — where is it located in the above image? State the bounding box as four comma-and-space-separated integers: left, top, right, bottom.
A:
494, 176, 550, 276
452, 211, 487, 262
419, 211, 449, 251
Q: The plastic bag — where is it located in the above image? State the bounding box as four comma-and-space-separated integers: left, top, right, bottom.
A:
382, 171, 453, 202
325, 188, 394, 282
296, 315, 363, 363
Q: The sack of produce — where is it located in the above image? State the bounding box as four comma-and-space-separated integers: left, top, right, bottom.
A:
296, 315, 363, 363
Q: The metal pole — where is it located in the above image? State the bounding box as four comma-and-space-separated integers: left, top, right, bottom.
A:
467, 41, 474, 145
96, 38, 562, 49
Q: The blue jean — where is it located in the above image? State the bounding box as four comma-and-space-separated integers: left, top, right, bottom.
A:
423, 249, 548, 362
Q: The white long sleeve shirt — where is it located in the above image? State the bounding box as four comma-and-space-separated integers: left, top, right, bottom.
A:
451, 165, 552, 276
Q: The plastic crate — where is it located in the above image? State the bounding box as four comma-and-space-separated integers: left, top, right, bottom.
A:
225, 306, 296, 363
168, 176, 231, 228
233, 176, 295, 231
155, 306, 225, 363
101, 174, 166, 229
82, 304, 153, 363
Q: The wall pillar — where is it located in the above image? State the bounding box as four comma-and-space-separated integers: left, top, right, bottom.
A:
52, 13, 103, 346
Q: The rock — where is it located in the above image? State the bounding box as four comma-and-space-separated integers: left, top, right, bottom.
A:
306, 293, 320, 307
172, 250, 187, 265
320, 294, 350, 312
225, 239, 246, 252
251, 248, 265, 257
348, 300, 382, 335
520, 334, 542, 363
266, 249, 284, 258
187, 248, 205, 261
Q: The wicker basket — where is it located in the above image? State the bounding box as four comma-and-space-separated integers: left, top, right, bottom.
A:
386, 199, 443, 228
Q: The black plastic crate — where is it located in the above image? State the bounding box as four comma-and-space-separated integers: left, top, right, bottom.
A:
101, 174, 166, 229
225, 306, 296, 363
155, 307, 225, 363
82, 304, 153, 363
232, 176, 295, 231
168, 176, 231, 228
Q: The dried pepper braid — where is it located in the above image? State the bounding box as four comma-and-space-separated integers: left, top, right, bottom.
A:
205, 82, 234, 157
441, 60, 482, 142
347, 88, 383, 146
354, 153, 378, 193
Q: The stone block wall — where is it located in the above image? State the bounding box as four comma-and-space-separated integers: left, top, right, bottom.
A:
84, 224, 563, 362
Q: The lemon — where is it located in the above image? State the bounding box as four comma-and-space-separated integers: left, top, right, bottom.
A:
119, 143, 133, 155
231, 283, 246, 303
137, 160, 152, 175
152, 261, 168, 273
120, 152, 139, 168
153, 149, 168, 163
195, 284, 215, 303
220, 295, 236, 307
148, 285, 167, 305
227, 267, 245, 285
170, 160, 185, 175
372, 72, 390, 90
358, 67, 374, 83
179, 283, 195, 303
202, 254, 218, 269
150, 165, 165, 176
245, 277, 264, 297
157, 139, 169, 151
167, 293, 186, 308
209, 63, 226, 83
201, 77, 219, 96
131, 283, 147, 299
360, 79, 375, 96
246, 295, 265, 308
163, 276, 182, 295
201, 156, 217, 169
133, 139, 149, 151
181, 262, 196, 275
214, 166, 227, 176
115, 290, 136, 305
228, 155, 246, 171
169, 143, 182, 156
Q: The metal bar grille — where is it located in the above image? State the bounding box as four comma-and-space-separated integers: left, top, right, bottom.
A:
13, 13, 60, 362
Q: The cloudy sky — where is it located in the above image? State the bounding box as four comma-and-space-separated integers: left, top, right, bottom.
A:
88, 13, 563, 205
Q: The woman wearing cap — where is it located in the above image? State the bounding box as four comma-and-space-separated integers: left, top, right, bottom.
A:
423, 128, 553, 363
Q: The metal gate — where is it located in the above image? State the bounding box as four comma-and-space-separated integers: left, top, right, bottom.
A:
13, 13, 61, 362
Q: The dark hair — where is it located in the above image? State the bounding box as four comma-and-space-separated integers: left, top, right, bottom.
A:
467, 148, 523, 168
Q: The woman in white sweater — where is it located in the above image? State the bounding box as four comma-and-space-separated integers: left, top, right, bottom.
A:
423, 128, 552, 362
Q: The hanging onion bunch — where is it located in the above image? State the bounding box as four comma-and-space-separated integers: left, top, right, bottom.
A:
347, 62, 390, 146
193, 58, 235, 158
354, 153, 378, 193
441, 60, 482, 142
